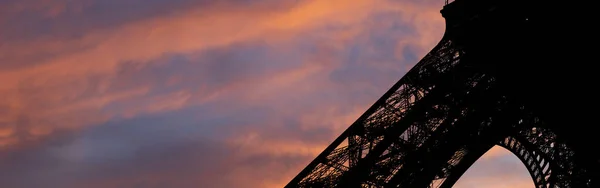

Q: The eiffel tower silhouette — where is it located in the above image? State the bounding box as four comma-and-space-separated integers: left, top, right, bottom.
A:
284, 0, 598, 187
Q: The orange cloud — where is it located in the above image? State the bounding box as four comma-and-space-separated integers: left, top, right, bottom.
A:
1, 0, 384, 116
0, 1, 295, 148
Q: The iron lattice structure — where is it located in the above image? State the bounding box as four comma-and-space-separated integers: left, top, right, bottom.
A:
285, 0, 598, 187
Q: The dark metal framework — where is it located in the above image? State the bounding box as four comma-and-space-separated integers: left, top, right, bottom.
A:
285, 0, 598, 187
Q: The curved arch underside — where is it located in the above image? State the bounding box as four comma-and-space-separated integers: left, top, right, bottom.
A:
452, 146, 535, 188
387, 111, 580, 188
437, 130, 568, 188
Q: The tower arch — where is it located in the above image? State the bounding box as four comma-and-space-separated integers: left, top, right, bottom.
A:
434, 125, 575, 188
452, 145, 535, 188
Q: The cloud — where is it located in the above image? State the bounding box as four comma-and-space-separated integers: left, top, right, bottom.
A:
0, 0, 403, 148
0, 0, 295, 148
0, 97, 325, 188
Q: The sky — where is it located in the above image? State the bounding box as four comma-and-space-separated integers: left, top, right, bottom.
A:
0, 0, 535, 187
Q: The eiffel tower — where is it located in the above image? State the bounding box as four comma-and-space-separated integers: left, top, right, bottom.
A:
285, 0, 598, 187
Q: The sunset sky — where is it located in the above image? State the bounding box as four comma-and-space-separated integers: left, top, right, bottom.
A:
0, 0, 534, 187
